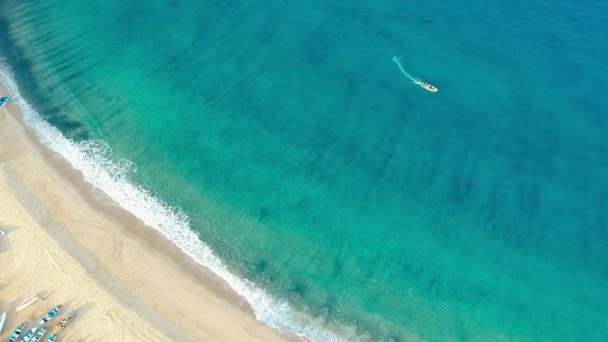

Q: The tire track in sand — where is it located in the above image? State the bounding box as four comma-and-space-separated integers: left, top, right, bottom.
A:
60, 219, 124, 266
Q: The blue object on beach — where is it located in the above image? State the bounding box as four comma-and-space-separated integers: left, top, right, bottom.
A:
8, 323, 26, 342
30, 327, 47, 342
18, 326, 37, 342
38, 305, 62, 326
0, 96, 10, 108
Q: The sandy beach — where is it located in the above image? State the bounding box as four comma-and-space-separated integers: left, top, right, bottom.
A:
0, 99, 290, 341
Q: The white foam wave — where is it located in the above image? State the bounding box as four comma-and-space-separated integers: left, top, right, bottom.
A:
0, 62, 358, 342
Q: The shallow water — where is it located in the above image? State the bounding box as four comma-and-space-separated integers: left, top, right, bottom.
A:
2, 0, 608, 340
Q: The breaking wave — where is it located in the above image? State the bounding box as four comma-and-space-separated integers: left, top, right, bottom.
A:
0, 62, 359, 342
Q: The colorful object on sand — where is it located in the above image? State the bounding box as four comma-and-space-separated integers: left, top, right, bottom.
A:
8, 323, 27, 342
38, 305, 62, 325
0, 96, 10, 108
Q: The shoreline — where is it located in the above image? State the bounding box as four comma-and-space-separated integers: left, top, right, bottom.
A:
0, 92, 292, 340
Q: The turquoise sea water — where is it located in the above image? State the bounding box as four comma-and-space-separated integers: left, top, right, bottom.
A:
1, 0, 607, 340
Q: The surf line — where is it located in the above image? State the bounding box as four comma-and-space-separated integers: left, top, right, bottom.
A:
392, 56, 438, 92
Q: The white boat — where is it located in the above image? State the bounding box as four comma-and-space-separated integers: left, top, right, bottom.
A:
0, 230, 6, 236
19, 326, 37, 342
418, 81, 438, 92
0, 312, 7, 334
8, 323, 26, 342
38, 305, 62, 325
30, 327, 46, 342
44, 335, 56, 342
16, 295, 40, 312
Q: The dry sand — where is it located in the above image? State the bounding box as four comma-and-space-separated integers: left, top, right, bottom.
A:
0, 100, 291, 341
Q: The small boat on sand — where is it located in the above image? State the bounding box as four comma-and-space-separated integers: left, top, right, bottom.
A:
19, 326, 37, 342
0, 230, 6, 236
44, 335, 56, 342
30, 327, 47, 342
0, 96, 10, 108
56, 311, 76, 328
38, 305, 62, 325
8, 323, 26, 342
16, 295, 40, 312
0, 311, 7, 334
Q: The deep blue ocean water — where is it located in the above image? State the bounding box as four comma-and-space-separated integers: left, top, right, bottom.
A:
1, 0, 608, 340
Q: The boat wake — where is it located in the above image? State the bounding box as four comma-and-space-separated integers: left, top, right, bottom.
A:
392, 56, 420, 84
0, 61, 356, 342
393, 56, 438, 92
